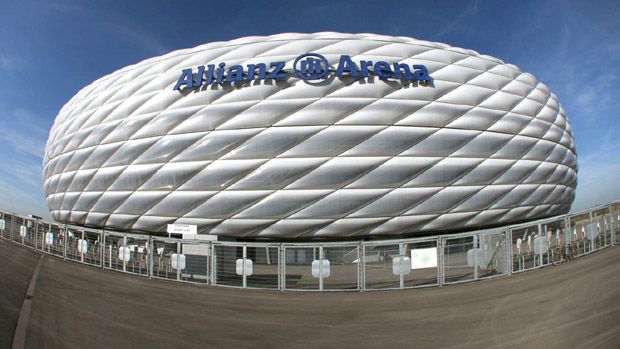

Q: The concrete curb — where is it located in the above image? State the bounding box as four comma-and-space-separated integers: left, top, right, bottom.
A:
11, 254, 44, 349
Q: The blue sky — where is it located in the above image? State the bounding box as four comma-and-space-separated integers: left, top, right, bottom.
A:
0, 0, 618, 218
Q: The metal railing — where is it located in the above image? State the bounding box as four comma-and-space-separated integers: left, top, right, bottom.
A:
0, 200, 618, 292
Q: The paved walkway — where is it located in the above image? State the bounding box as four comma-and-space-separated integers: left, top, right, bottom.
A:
2, 238, 620, 348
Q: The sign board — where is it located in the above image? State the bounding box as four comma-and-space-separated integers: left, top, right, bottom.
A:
118, 246, 131, 261
392, 256, 412, 276
533, 236, 548, 255
19, 225, 27, 237
78, 239, 88, 254
167, 224, 197, 235
311, 260, 330, 278
411, 247, 438, 269
45, 232, 54, 246
171, 253, 186, 270
173, 53, 432, 91
236, 259, 253, 276
0, 219, 4, 230
467, 248, 485, 268
586, 223, 598, 240
182, 243, 211, 256
181, 233, 217, 241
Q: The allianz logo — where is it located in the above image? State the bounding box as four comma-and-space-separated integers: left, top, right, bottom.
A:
173, 53, 432, 91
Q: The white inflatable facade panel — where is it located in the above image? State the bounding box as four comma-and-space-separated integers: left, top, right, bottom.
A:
43, 33, 577, 239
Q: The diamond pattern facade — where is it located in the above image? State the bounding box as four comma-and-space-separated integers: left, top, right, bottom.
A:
43, 33, 577, 239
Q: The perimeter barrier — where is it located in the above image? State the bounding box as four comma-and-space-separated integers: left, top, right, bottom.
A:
0, 200, 618, 292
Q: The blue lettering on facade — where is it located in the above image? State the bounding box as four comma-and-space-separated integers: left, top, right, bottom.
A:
173, 53, 432, 91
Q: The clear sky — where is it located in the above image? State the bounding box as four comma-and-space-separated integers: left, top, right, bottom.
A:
0, 0, 618, 219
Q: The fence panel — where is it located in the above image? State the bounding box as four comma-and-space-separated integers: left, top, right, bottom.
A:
44, 223, 65, 257
284, 246, 319, 290
0, 212, 10, 239
152, 239, 178, 280
246, 245, 279, 289
443, 235, 475, 283
10, 215, 23, 244
541, 218, 567, 264
403, 239, 440, 287
213, 245, 243, 287
569, 212, 592, 256
35, 221, 50, 251
477, 230, 509, 279
104, 233, 150, 276
592, 207, 612, 249
65, 228, 103, 266
510, 224, 540, 272
363, 243, 400, 290
65, 227, 82, 262
614, 203, 620, 244
181, 240, 210, 284
322, 245, 359, 290
21, 217, 37, 248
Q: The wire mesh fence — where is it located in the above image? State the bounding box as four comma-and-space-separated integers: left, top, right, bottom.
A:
0, 200, 618, 292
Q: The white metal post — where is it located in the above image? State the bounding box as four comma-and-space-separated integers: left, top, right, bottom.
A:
319, 245, 324, 291
123, 235, 127, 272
473, 235, 479, 279
360, 243, 365, 291
589, 211, 595, 252
33, 219, 38, 251
610, 204, 616, 246
63, 224, 68, 260
148, 237, 153, 278
399, 242, 405, 288
212, 244, 217, 286
80, 230, 85, 263
176, 241, 181, 281
242, 244, 247, 288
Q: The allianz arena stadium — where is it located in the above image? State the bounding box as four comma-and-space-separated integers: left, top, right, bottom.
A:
43, 32, 577, 240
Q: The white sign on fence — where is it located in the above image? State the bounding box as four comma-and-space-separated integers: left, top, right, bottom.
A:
235, 259, 253, 276
0, 219, 5, 230
45, 232, 54, 245
586, 223, 599, 240
311, 259, 330, 278
167, 224, 197, 236
467, 248, 485, 268
78, 239, 88, 253
533, 236, 548, 255
118, 246, 131, 261
411, 247, 438, 269
171, 253, 186, 270
182, 233, 217, 241
392, 256, 412, 275
19, 225, 27, 237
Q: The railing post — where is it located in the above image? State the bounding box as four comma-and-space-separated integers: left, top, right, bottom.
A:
212, 244, 217, 286
100, 231, 104, 268
176, 240, 181, 281
589, 210, 595, 252
148, 236, 153, 278
360, 242, 365, 292
319, 245, 324, 291
609, 204, 615, 246
280, 244, 285, 291
33, 219, 39, 251
438, 237, 444, 286
80, 230, 85, 263
399, 241, 405, 288
242, 244, 247, 288
507, 229, 513, 276
473, 235, 479, 279
63, 224, 68, 260
123, 235, 127, 272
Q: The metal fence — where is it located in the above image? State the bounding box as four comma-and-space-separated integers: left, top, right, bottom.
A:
0, 200, 618, 292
